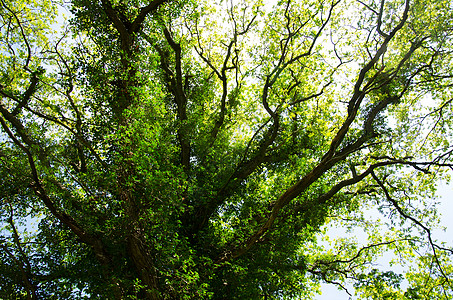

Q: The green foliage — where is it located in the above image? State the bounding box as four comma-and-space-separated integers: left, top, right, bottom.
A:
1, 0, 453, 299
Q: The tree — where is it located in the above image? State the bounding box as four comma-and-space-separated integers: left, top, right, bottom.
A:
1, 0, 453, 298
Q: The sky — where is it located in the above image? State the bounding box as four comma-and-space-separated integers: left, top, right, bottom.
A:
315, 180, 453, 299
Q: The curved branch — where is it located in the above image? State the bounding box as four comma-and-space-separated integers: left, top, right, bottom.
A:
371, 171, 451, 284
131, 0, 168, 33
0, 0, 32, 69
0, 115, 120, 297
101, 0, 132, 51
4, 203, 38, 299
21, 106, 108, 169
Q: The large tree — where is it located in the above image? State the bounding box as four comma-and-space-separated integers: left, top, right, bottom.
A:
1, 0, 453, 298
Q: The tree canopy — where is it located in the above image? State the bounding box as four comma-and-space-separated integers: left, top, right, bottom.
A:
1, 0, 453, 298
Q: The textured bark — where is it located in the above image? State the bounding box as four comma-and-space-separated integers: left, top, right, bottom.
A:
127, 234, 161, 300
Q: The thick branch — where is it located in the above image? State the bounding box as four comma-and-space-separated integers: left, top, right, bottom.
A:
209, 39, 236, 142
12, 69, 42, 115
131, 0, 168, 33
101, 0, 132, 51
163, 27, 191, 172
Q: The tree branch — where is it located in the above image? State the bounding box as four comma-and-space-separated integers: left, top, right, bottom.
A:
0, 113, 119, 294
371, 171, 451, 284
131, 0, 168, 33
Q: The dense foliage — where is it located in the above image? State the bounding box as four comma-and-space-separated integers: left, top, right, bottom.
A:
1, 0, 453, 298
